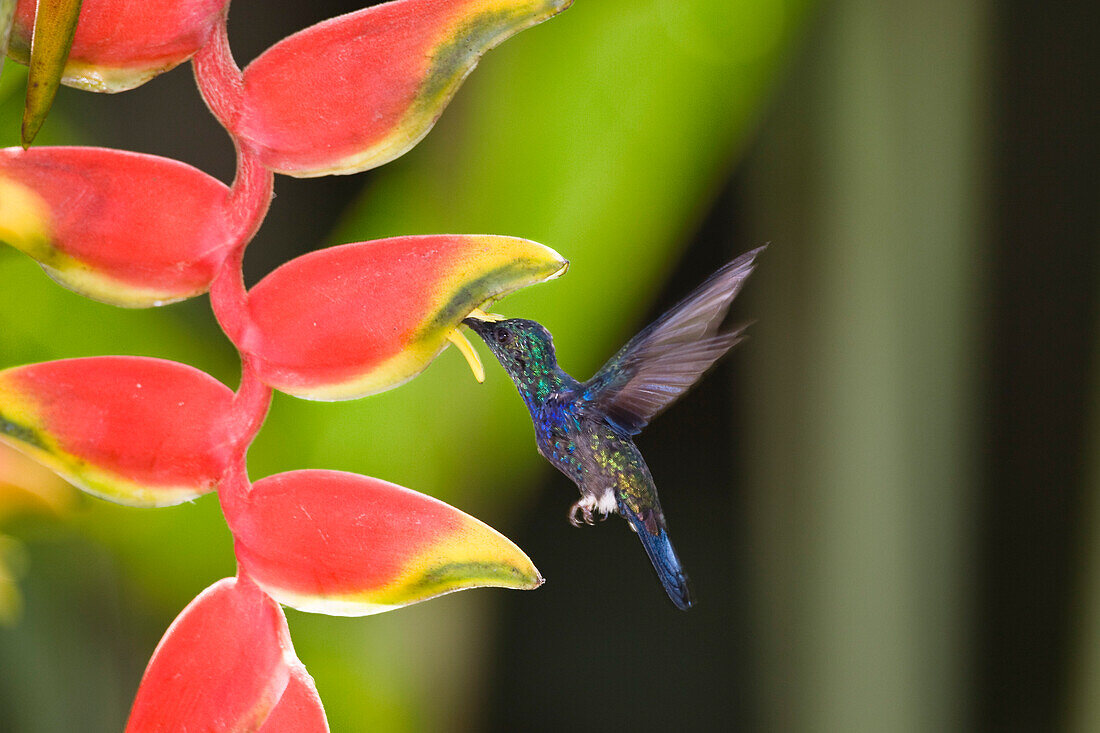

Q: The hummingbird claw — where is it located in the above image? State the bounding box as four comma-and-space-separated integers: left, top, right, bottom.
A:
568, 497, 597, 526
568, 495, 616, 526
567, 502, 582, 527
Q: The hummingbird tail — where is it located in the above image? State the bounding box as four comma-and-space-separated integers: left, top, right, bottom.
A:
619, 500, 694, 610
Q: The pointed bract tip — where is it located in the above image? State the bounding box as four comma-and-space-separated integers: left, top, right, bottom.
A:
546, 259, 569, 280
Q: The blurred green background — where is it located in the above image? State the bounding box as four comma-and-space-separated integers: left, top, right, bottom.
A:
2, 0, 1099, 730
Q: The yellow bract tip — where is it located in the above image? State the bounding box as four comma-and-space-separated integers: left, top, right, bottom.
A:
447, 328, 485, 383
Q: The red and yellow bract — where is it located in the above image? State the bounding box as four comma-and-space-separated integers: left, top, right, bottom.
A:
0, 357, 236, 506
233, 0, 573, 176
225, 469, 543, 615
0, 147, 234, 307
242, 234, 566, 399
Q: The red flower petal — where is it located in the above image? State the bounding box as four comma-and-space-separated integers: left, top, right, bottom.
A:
0, 357, 236, 506
0, 147, 234, 307
240, 234, 566, 399
225, 469, 543, 615
9, 0, 229, 92
232, 0, 572, 176
126, 577, 318, 732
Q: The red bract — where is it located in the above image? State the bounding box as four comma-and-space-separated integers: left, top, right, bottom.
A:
241, 234, 567, 399
8, 0, 228, 92
126, 576, 325, 733
225, 470, 543, 615
0, 147, 234, 307
258, 667, 329, 733
0, 357, 236, 506
231, 0, 572, 176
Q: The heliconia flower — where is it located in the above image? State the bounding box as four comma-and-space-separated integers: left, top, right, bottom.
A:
0, 356, 236, 507
224, 469, 543, 615
240, 234, 566, 400
230, 0, 572, 177
126, 576, 328, 733
0, 147, 235, 307
7, 0, 229, 93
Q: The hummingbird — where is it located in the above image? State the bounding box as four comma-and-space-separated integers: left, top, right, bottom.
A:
463, 247, 763, 610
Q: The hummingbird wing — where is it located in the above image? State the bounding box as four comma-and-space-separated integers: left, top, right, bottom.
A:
582, 246, 764, 433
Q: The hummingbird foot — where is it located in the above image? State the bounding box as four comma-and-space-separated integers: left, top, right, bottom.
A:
567, 493, 617, 527
568, 498, 595, 526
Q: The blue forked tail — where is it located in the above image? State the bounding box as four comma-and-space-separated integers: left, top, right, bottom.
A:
619, 499, 694, 610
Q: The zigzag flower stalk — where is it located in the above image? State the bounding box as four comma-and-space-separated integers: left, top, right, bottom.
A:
0, 0, 572, 728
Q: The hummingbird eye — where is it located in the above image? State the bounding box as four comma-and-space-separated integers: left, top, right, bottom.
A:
494, 328, 512, 346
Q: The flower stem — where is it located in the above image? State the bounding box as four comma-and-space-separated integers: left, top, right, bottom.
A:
193, 10, 276, 500
191, 8, 243, 132
209, 146, 273, 345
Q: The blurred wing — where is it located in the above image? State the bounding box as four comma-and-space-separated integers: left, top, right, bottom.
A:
583, 246, 764, 432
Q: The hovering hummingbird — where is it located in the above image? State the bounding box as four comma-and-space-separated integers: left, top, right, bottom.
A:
462, 246, 764, 610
